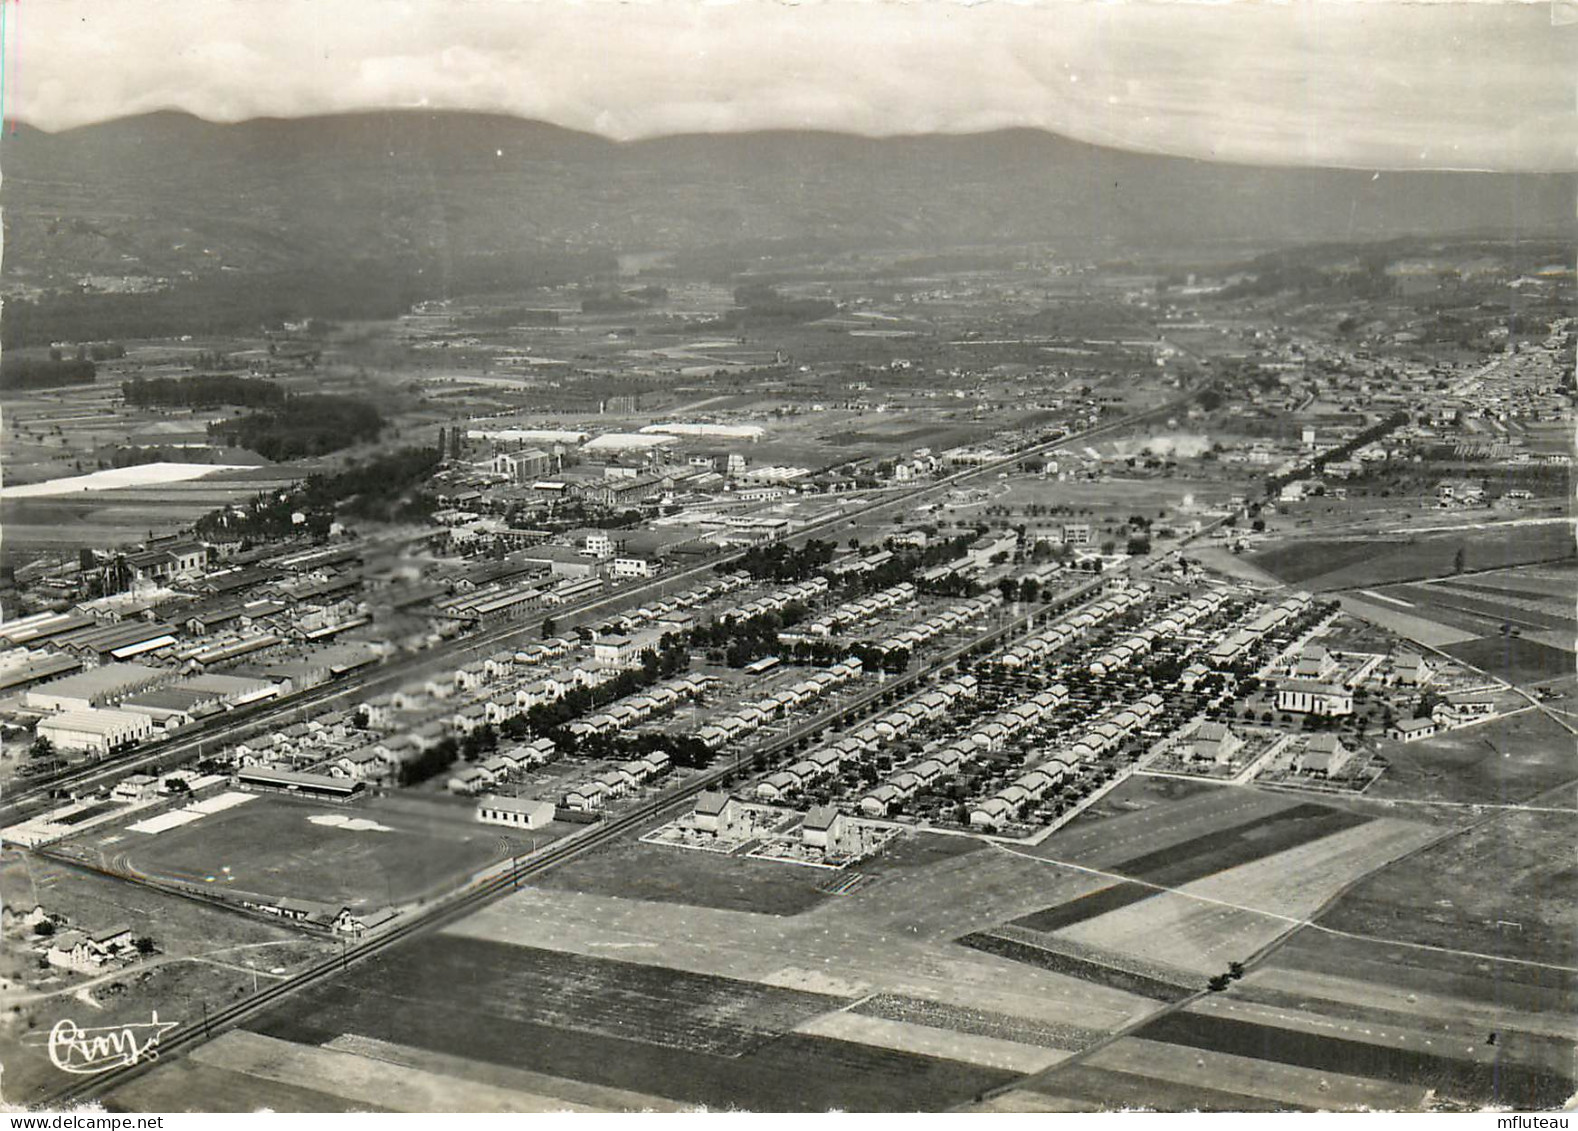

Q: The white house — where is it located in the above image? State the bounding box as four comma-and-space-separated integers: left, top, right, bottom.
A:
476, 795, 555, 829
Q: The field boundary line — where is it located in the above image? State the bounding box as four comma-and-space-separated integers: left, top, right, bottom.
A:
989, 838, 1578, 975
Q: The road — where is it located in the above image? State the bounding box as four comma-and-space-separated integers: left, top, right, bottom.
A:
37, 560, 1091, 1107
4, 391, 1194, 825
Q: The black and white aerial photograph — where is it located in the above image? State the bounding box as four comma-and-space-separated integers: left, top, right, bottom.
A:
0, 0, 1573, 1117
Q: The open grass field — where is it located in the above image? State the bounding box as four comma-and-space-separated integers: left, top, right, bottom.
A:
1443, 635, 1574, 685
1366, 708, 1576, 805
1028, 782, 1301, 869
75, 792, 521, 910
1253, 523, 1576, 592
528, 825, 833, 916
1315, 806, 1578, 968
988, 475, 1237, 515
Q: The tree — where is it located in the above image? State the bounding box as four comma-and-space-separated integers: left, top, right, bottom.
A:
28, 735, 55, 760
541, 617, 558, 639
1452, 547, 1467, 575
32, 920, 55, 937
134, 936, 157, 956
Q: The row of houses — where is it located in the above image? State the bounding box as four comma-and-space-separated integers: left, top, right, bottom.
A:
694, 658, 864, 751
861, 682, 1071, 818
341, 575, 749, 769
565, 675, 712, 740
1088, 591, 1228, 677
562, 750, 674, 810
969, 693, 1164, 830
864, 594, 1001, 655
1204, 592, 1315, 668
995, 585, 1151, 670
716, 577, 830, 623
754, 674, 981, 803
796, 583, 917, 639
446, 737, 562, 794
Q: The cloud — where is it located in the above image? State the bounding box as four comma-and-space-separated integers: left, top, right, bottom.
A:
13, 0, 1576, 171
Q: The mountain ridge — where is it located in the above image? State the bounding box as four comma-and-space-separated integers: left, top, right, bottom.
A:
4, 109, 1571, 295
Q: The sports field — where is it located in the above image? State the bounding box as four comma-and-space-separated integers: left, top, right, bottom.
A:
72, 793, 536, 910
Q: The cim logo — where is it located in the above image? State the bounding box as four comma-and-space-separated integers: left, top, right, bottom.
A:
26, 1013, 180, 1075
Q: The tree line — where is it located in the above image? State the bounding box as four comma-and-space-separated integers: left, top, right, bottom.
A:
124, 374, 285, 409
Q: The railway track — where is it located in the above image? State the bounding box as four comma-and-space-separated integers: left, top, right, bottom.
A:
42, 577, 1077, 1107
6, 393, 1191, 824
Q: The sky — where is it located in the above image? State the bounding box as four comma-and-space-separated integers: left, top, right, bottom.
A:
13, 0, 1576, 172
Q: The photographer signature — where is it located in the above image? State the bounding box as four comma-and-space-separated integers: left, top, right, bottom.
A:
25, 1013, 180, 1075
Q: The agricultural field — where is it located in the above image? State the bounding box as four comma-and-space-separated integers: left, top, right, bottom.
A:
223, 934, 1023, 1112
0, 466, 300, 555
1026, 781, 1330, 870
51, 792, 537, 913
1316, 803, 1578, 968
975, 816, 1438, 982
1334, 563, 1578, 686
998, 930, 1578, 1115
101, 822, 1189, 1112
